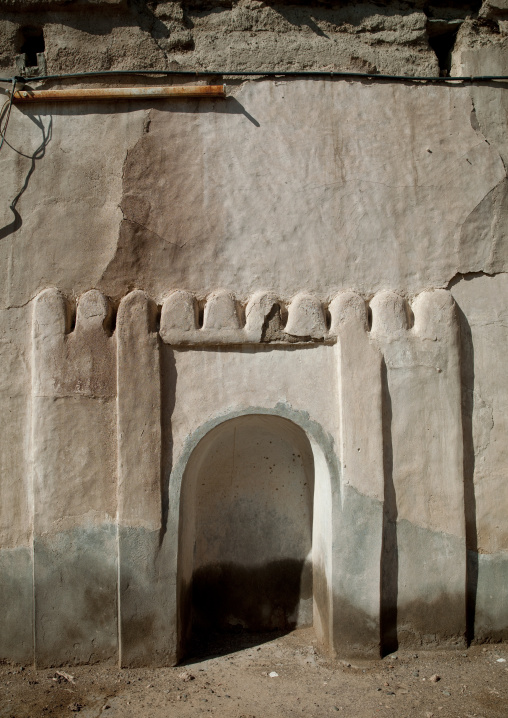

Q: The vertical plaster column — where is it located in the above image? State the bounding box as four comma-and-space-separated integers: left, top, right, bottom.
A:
117, 291, 174, 666
371, 290, 465, 646
329, 292, 384, 657
32, 289, 118, 666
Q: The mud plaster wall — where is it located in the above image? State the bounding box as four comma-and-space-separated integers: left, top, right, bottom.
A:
0, 0, 508, 667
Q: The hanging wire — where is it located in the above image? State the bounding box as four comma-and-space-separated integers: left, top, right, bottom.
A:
0, 77, 17, 155
1, 69, 508, 84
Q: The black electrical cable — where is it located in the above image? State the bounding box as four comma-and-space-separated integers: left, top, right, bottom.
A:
0, 77, 17, 155
1, 69, 508, 84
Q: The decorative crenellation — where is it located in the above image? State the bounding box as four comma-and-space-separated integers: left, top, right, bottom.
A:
32, 288, 116, 398
367, 289, 460, 375
32, 287, 459, 354
31, 286, 460, 356
159, 288, 458, 346
159, 289, 332, 345
369, 289, 458, 342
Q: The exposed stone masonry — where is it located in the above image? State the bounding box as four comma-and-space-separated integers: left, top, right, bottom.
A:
1, 0, 507, 78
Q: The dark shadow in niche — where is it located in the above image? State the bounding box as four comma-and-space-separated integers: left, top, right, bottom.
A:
182, 559, 309, 661
176, 410, 318, 661
0, 112, 52, 241
455, 300, 478, 644
18, 26, 45, 68
380, 357, 398, 656
427, 22, 460, 77
159, 343, 178, 545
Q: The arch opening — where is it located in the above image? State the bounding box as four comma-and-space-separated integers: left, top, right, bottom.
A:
177, 413, 331, 659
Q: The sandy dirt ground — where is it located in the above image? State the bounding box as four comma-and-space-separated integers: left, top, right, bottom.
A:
1, 629, 507, 718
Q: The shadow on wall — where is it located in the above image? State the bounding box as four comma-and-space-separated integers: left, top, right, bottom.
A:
8, 95, 260, 125
0, 111, 52, 241
455, 301, 478, 644
160, 345, 177, 546
380, 357, 398, 656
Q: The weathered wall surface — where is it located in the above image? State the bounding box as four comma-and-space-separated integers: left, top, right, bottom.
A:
451, 274, 508, 643
0, 0, 464, 77
1, 1, 506, 78
0, 0, 507, 667
1, 80, 507, 306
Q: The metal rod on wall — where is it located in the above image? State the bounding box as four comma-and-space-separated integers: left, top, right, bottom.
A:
12, 85, 226, 103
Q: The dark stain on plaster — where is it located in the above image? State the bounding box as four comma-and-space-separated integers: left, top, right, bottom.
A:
470, 106, 481, 132
121, 612, 156, 662
309, 558, 382, 658
473, 552, 508, 643
99, 104, 211, 298
397, 592, 467, 647
118, 526, 178, 667
331, 593, 382, 658
0, 546, 34, 664
329, 483, 384, 658
99, 98, 259, 299
34, 526, 118, 667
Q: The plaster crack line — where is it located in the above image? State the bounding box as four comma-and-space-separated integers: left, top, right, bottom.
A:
447, 270, 508, 290
6, 291, 47, 310
470, 95, 507, 176
124, 217, 187, 250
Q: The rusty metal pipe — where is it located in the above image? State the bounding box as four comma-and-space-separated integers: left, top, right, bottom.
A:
12, 85, 226, 103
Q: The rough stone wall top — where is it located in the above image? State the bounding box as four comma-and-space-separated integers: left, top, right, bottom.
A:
2, 0, 506, 78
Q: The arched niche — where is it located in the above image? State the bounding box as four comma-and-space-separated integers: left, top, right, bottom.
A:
177, 413, 333, 658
